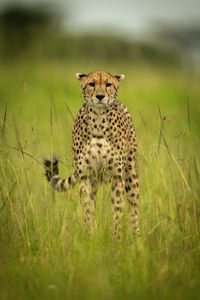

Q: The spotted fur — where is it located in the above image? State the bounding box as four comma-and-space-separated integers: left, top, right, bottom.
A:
44, 71, 139, 238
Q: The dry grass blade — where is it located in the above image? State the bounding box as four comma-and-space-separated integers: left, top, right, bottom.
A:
52, 97, 58, 123
137, 108, 147, 130
0, 180, 17, 211
157, 104, 171, 155
13, 115, 25, 160
187, 97, 191, 132
193, 155, 199, 186
50, 93, 53, 137
137, 108, 147, 129
170, 169, 183, 232
157, 103, 164, 153
170, 152, 190, 192
157, 105, 190, 191
7, 144, 42, 165
64, 102, 75, 122
160, 131, 171, 156
2, 103, 7, 142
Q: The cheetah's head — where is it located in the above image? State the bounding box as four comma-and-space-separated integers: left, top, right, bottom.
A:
76, 71, 124, 107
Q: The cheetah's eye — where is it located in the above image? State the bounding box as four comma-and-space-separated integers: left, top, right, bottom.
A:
89, 82, 95, 87
106, 83, 112, 87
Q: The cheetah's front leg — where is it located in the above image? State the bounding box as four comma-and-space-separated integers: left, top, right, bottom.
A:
79, 174, 97, 230
125, 160, 140, 235
111, 174, 124, 240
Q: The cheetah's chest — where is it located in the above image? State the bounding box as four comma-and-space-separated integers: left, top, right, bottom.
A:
87, 138, 111, 167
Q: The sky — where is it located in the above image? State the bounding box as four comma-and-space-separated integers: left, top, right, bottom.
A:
65, 0, 200, 35
0, 0, 200, 37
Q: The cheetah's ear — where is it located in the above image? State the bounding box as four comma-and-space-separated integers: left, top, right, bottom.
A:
114, 74, 125, 83
76, 73, 87, 81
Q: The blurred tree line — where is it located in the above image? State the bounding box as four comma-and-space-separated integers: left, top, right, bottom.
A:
0, 5, 53, 58
0, 4, 183, 65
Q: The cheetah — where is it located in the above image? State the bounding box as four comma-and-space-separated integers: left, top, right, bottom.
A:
44, 71, 139, 238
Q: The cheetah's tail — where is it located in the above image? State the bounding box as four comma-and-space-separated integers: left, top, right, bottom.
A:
44, 157, 78, 192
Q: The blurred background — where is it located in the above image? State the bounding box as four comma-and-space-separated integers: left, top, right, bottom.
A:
0, 2, 200, 299
0, 0, 200, 67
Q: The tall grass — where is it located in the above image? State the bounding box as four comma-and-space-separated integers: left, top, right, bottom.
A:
0, 61, 200, 300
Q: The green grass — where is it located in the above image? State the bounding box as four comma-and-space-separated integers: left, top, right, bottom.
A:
0, 60, 200, 300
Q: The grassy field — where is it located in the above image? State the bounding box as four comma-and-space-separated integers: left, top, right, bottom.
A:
0, 60, 200, 300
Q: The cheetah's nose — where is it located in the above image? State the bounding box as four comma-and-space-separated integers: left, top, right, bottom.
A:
96, 94, 105, 101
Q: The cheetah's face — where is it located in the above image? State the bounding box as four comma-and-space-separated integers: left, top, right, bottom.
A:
76, 71, 125, 107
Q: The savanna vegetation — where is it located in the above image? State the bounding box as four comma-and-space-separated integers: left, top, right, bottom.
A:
0, 5, 200, 300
